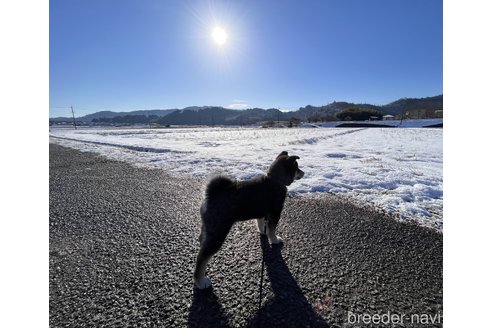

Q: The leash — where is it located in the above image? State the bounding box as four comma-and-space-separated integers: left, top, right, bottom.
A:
258, 218, 268, 311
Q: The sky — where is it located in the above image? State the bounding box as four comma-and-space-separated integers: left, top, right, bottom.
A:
49, 0, 443, 117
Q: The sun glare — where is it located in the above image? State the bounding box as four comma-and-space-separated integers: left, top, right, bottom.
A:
212, 26, 228, 46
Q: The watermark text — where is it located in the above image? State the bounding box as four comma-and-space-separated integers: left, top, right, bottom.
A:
347, 311, 442, 325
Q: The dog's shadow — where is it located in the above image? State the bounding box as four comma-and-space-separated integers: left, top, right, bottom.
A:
188, 236, 328, 327
188, 287, 231, 328
246, 236, 329, 327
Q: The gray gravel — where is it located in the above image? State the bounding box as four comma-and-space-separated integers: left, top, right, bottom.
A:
50, 143, 442, 327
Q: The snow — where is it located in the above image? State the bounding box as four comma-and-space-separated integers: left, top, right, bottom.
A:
50, 124, 443, 231
301, 118, 442, 128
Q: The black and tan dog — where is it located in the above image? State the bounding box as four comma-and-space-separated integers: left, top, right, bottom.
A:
193, 151, 304, 289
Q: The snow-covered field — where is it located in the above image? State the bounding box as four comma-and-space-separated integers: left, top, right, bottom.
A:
50, 125, 443, 231
301, 118, 442, 128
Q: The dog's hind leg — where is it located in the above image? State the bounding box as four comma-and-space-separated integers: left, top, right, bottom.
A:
193, 221, 232, 289
198, 225, 204, 246
193, 249, 213, 289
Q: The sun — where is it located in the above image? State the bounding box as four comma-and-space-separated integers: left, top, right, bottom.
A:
211, 26, 228, 46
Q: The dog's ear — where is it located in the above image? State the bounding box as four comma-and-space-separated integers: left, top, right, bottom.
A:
277, 151, 289, 158
289, 155, 300, 161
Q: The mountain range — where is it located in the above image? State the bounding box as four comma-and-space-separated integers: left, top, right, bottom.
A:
50, 95, 442, 126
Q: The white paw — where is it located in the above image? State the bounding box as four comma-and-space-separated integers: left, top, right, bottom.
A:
269, 236, 283, 245
194, 276, 212, 289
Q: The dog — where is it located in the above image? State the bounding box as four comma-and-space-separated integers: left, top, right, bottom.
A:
193, 151, 304, 289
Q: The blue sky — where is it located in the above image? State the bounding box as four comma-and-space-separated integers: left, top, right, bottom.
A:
49, 0, 442, 117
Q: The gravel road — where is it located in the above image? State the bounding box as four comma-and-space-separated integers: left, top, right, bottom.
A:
49, 143, 443, 327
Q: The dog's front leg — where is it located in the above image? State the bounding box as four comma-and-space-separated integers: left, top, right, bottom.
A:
256, 217, 266, 235
266, 214, 283, 245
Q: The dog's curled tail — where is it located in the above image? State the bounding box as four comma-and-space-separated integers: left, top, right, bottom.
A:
205, 175, 236, 197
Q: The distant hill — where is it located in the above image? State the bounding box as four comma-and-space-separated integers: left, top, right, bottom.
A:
296, 102, 381, 121
156, 107, 287, 126
296, 96, 443, 120
49, 95, 442, 125
50, 109, 177, 123
382, 95, 443, 117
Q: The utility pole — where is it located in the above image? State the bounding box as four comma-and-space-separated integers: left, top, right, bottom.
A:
71, 105, 77, 130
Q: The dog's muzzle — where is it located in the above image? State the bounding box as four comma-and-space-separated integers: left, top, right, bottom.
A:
295, 170, 304, 180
